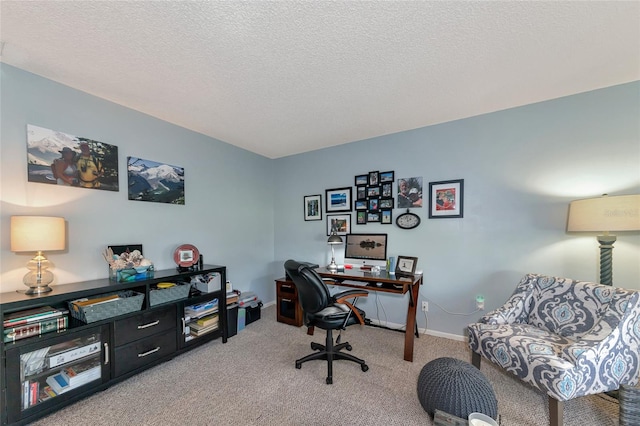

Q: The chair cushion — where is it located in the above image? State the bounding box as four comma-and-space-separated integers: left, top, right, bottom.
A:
309, 305, 366, 330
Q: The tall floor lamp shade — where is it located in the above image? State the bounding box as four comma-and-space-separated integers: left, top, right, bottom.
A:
10, 216, 66, 295
567, 194, 640, 286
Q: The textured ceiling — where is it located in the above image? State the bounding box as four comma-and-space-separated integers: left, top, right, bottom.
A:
1, 1, 639, 159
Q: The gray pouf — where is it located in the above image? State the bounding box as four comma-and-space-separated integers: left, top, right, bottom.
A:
417, 357, 498, 420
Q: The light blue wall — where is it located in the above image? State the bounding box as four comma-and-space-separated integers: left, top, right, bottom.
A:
0, 64, 276, 302
1, 63, 638, 338
274, 81, 640, 336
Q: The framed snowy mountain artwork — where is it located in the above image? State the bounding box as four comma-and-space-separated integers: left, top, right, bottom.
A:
127, 157, 185, 205
26, 124, 119, 191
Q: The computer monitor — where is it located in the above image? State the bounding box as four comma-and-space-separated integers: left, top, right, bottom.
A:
344, 233, 388, 269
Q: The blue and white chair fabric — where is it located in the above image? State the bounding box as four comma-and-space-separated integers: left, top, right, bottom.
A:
468, 273, 640, 402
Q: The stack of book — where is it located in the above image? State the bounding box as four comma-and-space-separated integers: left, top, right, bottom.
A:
185, 299, 218, 319
3, 306, 68, 343
45, 354, 101, 395
189, 313, 219, 336
226, 290, 239, 305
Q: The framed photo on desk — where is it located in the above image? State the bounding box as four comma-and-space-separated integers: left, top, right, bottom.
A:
396, 256, 418, 276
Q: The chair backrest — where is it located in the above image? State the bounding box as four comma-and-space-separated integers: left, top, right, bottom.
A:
284, 260, 332, 314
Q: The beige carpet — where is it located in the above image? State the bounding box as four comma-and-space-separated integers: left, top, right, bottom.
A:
32, 305, 619, 425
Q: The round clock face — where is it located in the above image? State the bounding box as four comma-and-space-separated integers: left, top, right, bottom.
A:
396, 210, 420, 229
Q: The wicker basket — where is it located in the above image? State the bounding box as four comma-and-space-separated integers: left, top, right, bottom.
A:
620, 383, 640, 426
149, 283, 190, 306
69, 290, 144, 323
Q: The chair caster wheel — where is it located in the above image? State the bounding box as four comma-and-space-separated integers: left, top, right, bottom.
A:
326, 377, 333, 384
346, 344, 352, 351
295, 362, 302, 369
361, 364, 369, 372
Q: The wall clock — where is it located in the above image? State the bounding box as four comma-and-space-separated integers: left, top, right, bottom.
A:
396, 209, 420, 229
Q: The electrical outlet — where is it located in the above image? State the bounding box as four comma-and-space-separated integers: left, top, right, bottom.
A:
476, 295, 485, 310
421, 301, 429, 312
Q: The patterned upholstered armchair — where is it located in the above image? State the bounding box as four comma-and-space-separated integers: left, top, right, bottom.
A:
468, 274, 640, 426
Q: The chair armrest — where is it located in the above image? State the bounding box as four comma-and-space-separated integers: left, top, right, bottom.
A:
481, 293, 531, 325
333, 290, 368, 325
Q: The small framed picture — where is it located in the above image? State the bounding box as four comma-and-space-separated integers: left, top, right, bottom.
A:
367, 211, 380, 222
304, 194, 322, 221
396, 256, 418, 276
368, 198, 379, 211
326, 187, 352, 213
381, 209, 392, 224
367, 186, 381, 198
356, 211, 367, 225
368, 171, 379, 186
380, 171, 394, 183
356, 186, 367, 200
355, 174, 368, 186
355, 200, 367, 210
429, 179, 464, 218
379, 198, 394, 209
327, 214, 351, 236
382, 182, 392, 197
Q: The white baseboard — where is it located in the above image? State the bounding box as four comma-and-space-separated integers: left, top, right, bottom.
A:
368, 318, 466, 342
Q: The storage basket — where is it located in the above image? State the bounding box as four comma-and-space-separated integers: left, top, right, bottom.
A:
69, 290, 144, 323
149, 283, 191, 306
109, 265, 154, 283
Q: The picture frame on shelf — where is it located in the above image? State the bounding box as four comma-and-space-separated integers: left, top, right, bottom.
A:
303, 194, 322, 221
396, 256, 418, 276
355, 174, 368, 186
381, 209, 392, 224
327, 214, 351, 236
368, 171, 380, 186
325, 187, 352, 213
380, 171, 394, 183
428, 179, 464, 219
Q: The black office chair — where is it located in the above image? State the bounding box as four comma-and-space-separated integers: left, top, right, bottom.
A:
284, 259, 369, 384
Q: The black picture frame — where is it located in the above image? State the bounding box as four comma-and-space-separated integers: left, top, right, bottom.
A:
368, 198, 379, 211
380, 171, 394, 183
356, 185, 367, 200
325, 187, 352, 213
381, 209, 392, 224
428, 179, 464, 218
367, 186, 381, 198
355, 200, 367, 210
304, 194, 322, 221
368, 171, 379, 186
367, 211, 380, 222
356, 211, 367, 224
327, 214, 351, 236
379, 198, 394, 209
382, 182, 392, 197
355, 174, 368, 186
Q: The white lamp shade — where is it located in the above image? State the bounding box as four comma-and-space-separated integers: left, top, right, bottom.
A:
10, 216, 66, 252
567, 195, 640, 232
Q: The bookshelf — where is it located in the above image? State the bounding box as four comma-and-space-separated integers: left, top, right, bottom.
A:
0, 265, 226, 425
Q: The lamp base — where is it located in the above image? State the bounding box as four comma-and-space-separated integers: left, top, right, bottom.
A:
327, 261, 338, 271
19, 285, 54, 295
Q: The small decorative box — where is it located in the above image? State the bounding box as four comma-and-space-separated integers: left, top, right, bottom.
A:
109, 265, 154, 282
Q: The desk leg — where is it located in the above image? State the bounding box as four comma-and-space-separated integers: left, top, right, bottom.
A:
404, 277, 422, 362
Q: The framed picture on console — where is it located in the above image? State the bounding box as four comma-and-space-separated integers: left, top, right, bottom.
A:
396, 256, 418, 276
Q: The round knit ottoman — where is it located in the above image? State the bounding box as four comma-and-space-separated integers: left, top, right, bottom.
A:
417, 357, 498, 420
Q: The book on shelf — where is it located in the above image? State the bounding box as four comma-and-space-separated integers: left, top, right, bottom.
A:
194, 313, 218, 328
61, 358, 101, 387
47, 341, 101, 369
46, 373, 71, 395
3, 306, 68, 328
185, 299, 218, 314
190, 325, 217, 336
189, 320, 218, 332
4, 316, 68, 343
226, 293, 239, 304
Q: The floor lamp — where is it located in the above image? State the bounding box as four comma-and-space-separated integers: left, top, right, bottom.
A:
567, 194, 640, 286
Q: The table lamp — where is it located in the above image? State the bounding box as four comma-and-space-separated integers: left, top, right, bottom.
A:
567, 194, 640, 286
327, 231, 343, 271
10, 216, 66, 295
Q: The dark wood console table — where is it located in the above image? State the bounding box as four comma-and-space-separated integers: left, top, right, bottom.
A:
276, 267, 422, 362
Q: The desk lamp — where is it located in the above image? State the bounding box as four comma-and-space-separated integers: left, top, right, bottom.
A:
567, 194, 640, 286
11, 216, 66, 295
327, 231, 343, 272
